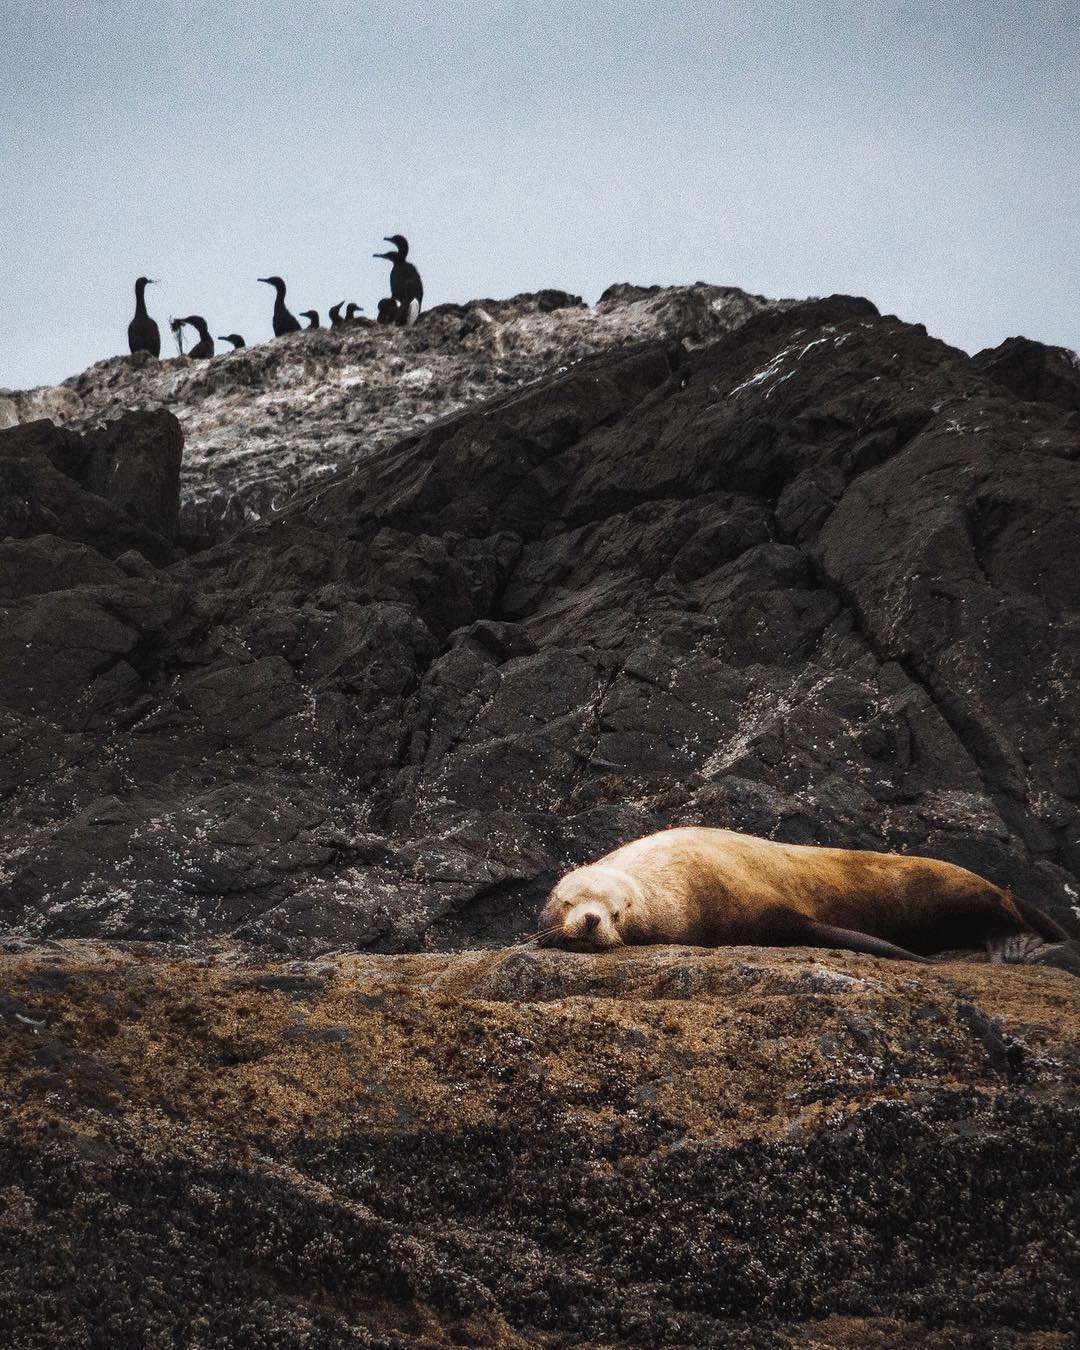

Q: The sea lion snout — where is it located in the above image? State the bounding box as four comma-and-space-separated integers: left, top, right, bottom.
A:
560, 901, 622, 950
535, 878, 626, 949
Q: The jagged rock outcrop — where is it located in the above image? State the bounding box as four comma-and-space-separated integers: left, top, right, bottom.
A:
972, 334, 1080, 413
1, 942, 1077, 1346
0, 411, 181, 565
1, 284, 772, 548
0, 293, 1078, 955
2, 284, 1079, 1349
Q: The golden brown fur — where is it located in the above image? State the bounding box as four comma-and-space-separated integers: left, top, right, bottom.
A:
536, 827, 1067, 961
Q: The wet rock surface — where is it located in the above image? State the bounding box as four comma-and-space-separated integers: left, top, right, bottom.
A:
1, 292, 1078, 954
0, 942, 1076, 1347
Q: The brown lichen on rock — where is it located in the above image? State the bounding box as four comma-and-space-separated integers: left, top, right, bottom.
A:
1, 940, 1077, 1346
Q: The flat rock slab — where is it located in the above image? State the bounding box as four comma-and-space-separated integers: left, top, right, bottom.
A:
2, 941, 1077, 1346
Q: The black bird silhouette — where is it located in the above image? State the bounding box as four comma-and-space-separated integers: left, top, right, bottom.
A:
218, 333, 246, 349
328, 302, 346, 328
376, 297, 399, 325
299, 310, 320, 329
257, 276, 302, 335
176, 315, 215, 359
373, 235, 423, 326
128, 276, 160, 356
345, 303, 367, 325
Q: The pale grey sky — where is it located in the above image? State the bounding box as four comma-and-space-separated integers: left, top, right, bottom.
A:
2, 0, 1077, 390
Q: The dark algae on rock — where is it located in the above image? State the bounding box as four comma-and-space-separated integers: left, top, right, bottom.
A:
0, 286, 1078, 1346
0, 945, 1077, 1346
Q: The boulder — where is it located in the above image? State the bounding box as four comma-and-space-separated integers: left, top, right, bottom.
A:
0, 414, 180, 563
972, 334, 1080, 413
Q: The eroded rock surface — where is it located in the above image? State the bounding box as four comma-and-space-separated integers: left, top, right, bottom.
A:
2, 287, 1079, 1348
1, 284, 772, 548
1, 294, 1078, 954
972, 335, 1080, 414
1, 942, 1076, 1346
0, 412, 181, 564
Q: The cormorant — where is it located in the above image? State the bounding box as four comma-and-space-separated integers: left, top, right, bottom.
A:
257, 276, 302, 335
176, 315, 215, 359
376, 297, 399, 325
345, 303, 367, 325
373, 235, 423, 326
218, 333, 246, 349
328, 302, 346, 328
128, 276, 160, 357
299, 310, 320, 329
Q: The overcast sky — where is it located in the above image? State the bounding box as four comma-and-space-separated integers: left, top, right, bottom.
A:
2, 1, 1077, 390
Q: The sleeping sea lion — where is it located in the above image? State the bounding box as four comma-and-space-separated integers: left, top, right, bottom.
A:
536, 827, 1069, 962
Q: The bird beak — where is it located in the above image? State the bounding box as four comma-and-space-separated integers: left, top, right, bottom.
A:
383, 236, 394, 243
373, 252, 391, 260
257, 277, 269, 284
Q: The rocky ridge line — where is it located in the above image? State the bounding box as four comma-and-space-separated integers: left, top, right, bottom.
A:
0, 284, 774, 548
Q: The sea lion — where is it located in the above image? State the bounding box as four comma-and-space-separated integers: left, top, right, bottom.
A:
536, 827, 1069, 962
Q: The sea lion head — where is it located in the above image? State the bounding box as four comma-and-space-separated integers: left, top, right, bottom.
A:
535, 864, 638, 951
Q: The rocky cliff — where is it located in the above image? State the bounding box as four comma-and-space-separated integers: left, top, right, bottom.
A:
1, 291, 1077, 954
0, 285, 1078, 1346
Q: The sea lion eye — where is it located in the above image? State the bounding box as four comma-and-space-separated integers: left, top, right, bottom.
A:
611, 910, 621, 922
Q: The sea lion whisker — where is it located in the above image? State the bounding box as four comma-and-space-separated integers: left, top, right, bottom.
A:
527, 924, 565, 944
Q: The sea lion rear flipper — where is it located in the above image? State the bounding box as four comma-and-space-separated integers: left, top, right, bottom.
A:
1011, 897, 1071, 943
799, 920, 930, 964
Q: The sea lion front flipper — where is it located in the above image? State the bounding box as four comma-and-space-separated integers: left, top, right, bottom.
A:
799, 920, 930, 964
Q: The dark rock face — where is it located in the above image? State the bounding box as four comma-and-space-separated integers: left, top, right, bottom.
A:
972, 334, 1080, 413
1, 298, 1078, 952
40, 408, 183, 542
0, 412, 181, 563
